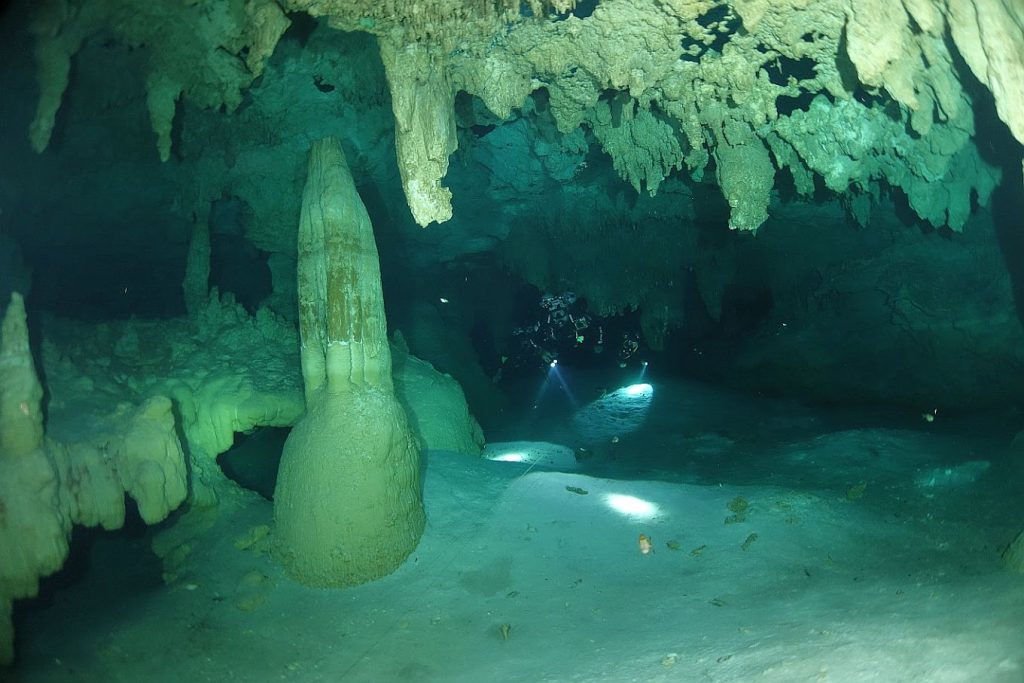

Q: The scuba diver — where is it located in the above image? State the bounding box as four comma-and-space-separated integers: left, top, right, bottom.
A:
503, 291, 644, 375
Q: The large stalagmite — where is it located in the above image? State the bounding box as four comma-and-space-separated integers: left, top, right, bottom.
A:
272, 137, 425, 587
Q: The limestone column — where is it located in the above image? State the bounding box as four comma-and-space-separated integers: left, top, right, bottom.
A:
182, 209, 211, 317
273, 137, 425, 587
0, 293, 66, 666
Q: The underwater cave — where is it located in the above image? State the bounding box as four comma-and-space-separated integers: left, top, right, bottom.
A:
1, 0, 1024, 680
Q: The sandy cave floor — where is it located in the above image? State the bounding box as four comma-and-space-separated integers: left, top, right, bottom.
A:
8, 375, 1024, 683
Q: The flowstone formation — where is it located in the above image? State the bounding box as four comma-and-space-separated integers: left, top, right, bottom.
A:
272, 137, 425, 588
0, 293, 187, 665
391, 334, 486, 455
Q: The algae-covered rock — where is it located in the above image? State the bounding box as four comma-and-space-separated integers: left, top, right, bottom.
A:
393, 349, 485, 455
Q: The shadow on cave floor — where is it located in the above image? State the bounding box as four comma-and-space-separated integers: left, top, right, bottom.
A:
216, 427, 291, 501
11, 498, 165, 661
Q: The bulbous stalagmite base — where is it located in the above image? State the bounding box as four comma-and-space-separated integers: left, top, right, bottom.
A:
273, 137, 424, 587
273, 388, 423, 587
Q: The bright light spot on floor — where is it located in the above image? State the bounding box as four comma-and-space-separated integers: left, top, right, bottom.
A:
483, 442, 580, 469
605, 493, 659, 519
490, 452, 527, 463
572, 383, 654, 441
624, 383, 653, 397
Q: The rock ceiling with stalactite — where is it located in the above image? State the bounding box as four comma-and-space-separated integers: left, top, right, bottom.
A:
27, 0, 1024, 231
6, 0, 1024, 405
